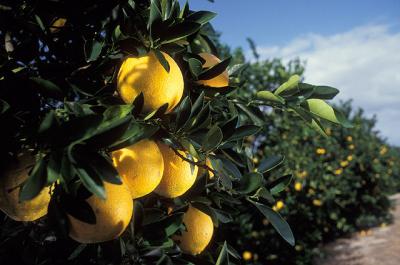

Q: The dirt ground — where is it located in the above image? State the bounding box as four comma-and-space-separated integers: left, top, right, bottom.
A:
315, 194, 400, 265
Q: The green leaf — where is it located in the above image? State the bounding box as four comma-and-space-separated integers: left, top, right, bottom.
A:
219, 157, 241, 179
302, 99, 353, 128
188, 58, 203, 77
186, 11, 217, 25
198, 57, 231, 81
38, 110, 58, 135
228, 125, 261, 141
202, 125, 223, 152
269, 174, 293, 195
253, 187, 275, 203
190, 91, 205, 117
159, 21, 201, 44
85, 116, 132, 149
220, 116, 238, 140
292, 106, 328, 137
75, 165, 106, 200
238, 172, 263, 194
303, 84, 339, 100
257, 155, 284, 173
47, 152, 61, 185
30, 77, 63, 99
68, 244, 87, 260
34, 15, 46, 32
87, 152, 122, 185
0, 99, 10, 114
107, 122, 159, 151
148, 0, 162, 30
132, 93, 144, 116
19, 157, 47, 201
274, 74, 300, 96
250, 201, 295, 246
175, 96, 192, 129
84, 39, 103, 62
257, 90, 285, 104
228, 64, 247, 77
61, 192, 96, 224
215, 241, 229, 265
153, 49, 170, 72
144, 103, 169, 120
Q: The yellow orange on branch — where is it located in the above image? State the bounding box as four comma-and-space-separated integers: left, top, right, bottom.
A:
117, 51, 184, 113
67, 182, 133, 243
154, 142, 198, 198
175, 205, 214, 255
112, 139, 164, 199
0, 153, 51, 221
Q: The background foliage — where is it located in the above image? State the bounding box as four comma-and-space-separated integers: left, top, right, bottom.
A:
223, 47, 400, 265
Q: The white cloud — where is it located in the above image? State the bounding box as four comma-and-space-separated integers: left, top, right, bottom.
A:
256, 24, 400, 145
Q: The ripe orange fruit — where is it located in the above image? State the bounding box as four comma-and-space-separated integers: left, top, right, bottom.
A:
154, 142, 198, 198
0, 153, 51, 221
112, 139, 164, 199
196, 52, 229, 88
117, 51, 184, 113
175, 205, 214, 255
67, 182, 133, 243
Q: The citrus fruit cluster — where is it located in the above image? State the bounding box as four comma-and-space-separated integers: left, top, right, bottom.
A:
0, 50, 228, 255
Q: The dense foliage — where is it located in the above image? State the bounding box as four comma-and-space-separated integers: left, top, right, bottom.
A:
225, 50, 400, 265
0, 1, 351, 265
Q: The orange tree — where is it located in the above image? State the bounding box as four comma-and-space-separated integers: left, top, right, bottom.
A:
0, 1, 350, 264
224, 50, 400, 264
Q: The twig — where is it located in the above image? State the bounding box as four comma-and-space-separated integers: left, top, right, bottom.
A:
170, 147, 218, 176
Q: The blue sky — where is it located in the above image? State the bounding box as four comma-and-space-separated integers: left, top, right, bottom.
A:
186, 0, 400, 146
188, 0, 400, 49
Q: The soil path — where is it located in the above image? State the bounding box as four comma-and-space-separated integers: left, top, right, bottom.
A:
316, 194, 400, 265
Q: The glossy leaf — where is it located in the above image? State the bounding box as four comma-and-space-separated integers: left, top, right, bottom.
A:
250, 201, 295, 246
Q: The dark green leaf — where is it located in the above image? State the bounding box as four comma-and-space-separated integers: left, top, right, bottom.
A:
269, 174, 293, 195
188, 58, 203, 77
34, 15, 46, 32
187, 11, 217, 25
190, 91, 204, 117
202, 125, 223, 152
38, 110, 57, 135
215, 241, 229, 265
87, 152, 122, 185
175, 96, 192, 129
197, 57, 231, 81
108, 122, 159, 151
132, 92, 144, 116
220, 116, 238, 140
238, 172, 263, 194
68, 244, 87, 260
257, 155, 284, 173
228, 125, 261, 141
19, 157, 47, 201
84, 40, 103, 62
250, 201, 295, 246
306, 84, 339, 100
0, 99, 10, 114
30, 77, 63, 99
75, 165, 106, 199
160, 21, 201, 44
47, 152, 61, 185
153, 49, 170, 73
